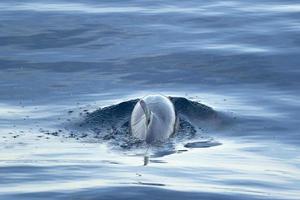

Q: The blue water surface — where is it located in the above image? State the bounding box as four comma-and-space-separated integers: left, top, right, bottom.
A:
0, 0, 300, 199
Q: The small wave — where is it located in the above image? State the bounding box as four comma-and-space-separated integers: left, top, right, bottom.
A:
54, 97, 226, 152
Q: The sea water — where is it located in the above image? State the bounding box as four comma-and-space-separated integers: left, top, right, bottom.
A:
0, 0, 300, 199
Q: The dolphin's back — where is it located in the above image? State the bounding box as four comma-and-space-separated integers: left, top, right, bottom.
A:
130, 95, 176, 143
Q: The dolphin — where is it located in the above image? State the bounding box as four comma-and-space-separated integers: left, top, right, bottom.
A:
130, 95, 177, 144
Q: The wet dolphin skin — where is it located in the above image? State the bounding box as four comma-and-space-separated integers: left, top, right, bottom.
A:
130, 95, 176, 144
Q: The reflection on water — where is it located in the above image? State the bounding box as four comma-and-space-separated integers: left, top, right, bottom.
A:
0, 138, 299, 199
144, 155, 149, 166
0, 0, 300, 199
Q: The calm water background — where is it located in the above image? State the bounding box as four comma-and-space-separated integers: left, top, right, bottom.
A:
0, 0, 300, 199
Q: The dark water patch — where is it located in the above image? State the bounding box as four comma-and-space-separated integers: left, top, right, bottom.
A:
84, 98, 138, 130
151, 149, 177, 158
101, 160, 121, 165
184, 140, 221, 148
149, 159, 168, 164
136, 182, 166, 187
171, 97, 216, 120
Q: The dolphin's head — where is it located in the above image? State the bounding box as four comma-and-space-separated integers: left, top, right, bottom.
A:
130, 95, 176, 144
